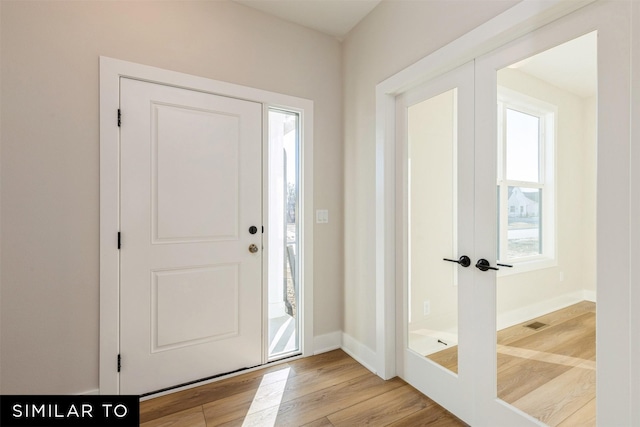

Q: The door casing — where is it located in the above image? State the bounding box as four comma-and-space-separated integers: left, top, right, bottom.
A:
99, 57, 314, 395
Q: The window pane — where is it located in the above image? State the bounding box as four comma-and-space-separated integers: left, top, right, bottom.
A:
268, 109, 300, 359
408, 88, 459, 375
506, 109, 539, 182
507, 186, 541, 258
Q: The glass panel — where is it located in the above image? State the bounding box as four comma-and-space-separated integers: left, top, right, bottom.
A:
496, 32, 597, 426
506, 109, 540, 182
268, 109, 300, 359
407, 88, 459, 374
507, 186, 541, 258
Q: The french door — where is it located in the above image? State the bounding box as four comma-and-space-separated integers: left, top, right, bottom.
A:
397, 1, 630, 425
396, 61, 475, 422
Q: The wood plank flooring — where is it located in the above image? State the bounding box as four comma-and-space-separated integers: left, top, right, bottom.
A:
140, 302, 595, 426
140, 350, 466, 426
428, 301, 596, 427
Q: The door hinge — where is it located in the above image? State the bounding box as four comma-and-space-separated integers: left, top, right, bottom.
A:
117, 232, 121, 249
117, 109, 121, 127
117, 354, 121, 373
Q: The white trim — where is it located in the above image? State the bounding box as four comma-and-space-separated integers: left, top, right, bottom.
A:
312, 331, 342, 354
99, 57, 314, 395
312, 331, 379, 374
375, 0, 595, 384
583, 290, 596, 303
341, 332, 378, 375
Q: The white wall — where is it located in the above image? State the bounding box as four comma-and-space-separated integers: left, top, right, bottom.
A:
583, 95, 597, 292
342, 0, 519, 357
408, 90, 458, 336
0, 0, 343, 394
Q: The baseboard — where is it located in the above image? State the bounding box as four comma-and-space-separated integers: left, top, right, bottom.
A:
313, 331, 342, 354
497, 290, 593, 330
582, 289, 596, 302
78, 389, 99, 395
341, 332, 377, 375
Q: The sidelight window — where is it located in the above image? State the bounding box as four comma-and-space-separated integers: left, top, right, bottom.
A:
268, 108, 301, 360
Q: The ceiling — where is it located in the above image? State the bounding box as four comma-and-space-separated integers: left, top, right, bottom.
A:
233, 0, 382, 39
233, 1, 596, 98
507, 31, 597, 98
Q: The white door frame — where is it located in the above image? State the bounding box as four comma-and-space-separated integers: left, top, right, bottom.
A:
376, 0, 634, 425
99, 57, 314, 394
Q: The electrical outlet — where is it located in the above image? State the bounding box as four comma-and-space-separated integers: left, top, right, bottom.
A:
423, 300, 431, 316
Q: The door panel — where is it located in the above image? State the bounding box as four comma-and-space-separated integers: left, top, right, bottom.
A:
153, 265, 239, 350
119, 78, 263, 395
398, 61, 474, 422
492, 33, 597, 426
152, 103, 240, 242
474, 1, 630, 425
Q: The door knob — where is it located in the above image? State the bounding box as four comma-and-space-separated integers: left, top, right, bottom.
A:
443, 255, 471, 267
249, 244, 259, 254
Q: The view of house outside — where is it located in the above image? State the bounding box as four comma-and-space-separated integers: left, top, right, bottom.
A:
503, 107, 544, 259
507, 186, 541, 258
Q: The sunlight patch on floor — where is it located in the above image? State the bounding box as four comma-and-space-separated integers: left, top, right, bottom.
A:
497, 344, 595, 370
241, 367, 291, 426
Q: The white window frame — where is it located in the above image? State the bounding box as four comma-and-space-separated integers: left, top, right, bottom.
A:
267, 107, 302, 361
497, 86, 557, 275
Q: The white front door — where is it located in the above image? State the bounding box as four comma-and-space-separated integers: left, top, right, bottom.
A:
119, 78, 263, 395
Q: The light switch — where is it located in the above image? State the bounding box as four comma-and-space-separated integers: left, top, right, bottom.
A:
316, 209, 329, 224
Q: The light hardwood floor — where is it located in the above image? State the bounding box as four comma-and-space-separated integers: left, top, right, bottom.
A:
141, 302, 594, 426
428, 301, 596, 426
140, 350, 466, 426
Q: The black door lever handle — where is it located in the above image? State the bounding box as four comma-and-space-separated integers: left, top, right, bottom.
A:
475, 258, 502, 271
443, 255, 471, 268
